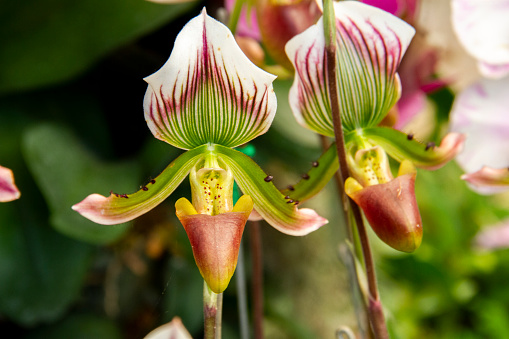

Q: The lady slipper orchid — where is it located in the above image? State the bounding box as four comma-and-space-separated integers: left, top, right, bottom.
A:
0, 165, 20, 202
283, 1, 464, 252
73, 9, 327, 293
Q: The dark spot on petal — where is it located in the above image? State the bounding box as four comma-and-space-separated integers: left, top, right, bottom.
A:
264, 175, 273, 182
312, 161, 319, 167
294, 200, 299, 205
302, 173, 310, 180
284, 195, 291, 199
287, 185, 295, 191
150, 179, 156, 184
407, 133, 414, 140
286, 200, 294, 204
425, 142, 435, 151
141, 186, 148, 191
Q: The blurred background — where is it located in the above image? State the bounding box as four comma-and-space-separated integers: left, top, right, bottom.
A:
1, 0, 509, 338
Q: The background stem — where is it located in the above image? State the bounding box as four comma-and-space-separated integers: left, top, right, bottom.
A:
250, 220, 264, 339
236, 239, 251, 339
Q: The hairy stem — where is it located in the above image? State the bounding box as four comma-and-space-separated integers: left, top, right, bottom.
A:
204, 282, 223, 339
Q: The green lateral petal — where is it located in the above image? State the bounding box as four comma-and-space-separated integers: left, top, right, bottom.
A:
354, 127, 465, 170
72, 145, 208, 225
214, 145, 328, 236
281, 142, 339, 202
286, 2, 415, 134
144, 9, 277, 150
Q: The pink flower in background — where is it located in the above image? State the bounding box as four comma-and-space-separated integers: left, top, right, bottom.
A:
450, 77, 509, 194
225, 0, 261, 40
475, 220, 509, 250
395, 35, 446, 129
362, 0, 446, 130
451, 0, 509, 79
0, 165, 20, 202
362, 0, 417, 20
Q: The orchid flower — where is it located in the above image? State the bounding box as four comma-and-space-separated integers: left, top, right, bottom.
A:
450, 77, 509, 194
284, 1, 464, 252
0, 165, 20, 202
73, 9, 327, 293
451, 0, 509, 79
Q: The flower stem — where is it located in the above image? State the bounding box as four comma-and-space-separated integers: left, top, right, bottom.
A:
204, 282, 223, 339
250, 220, 264, 339
322, 0, 388, 337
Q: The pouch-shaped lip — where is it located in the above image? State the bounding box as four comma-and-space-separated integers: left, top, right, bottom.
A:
348, 173, 422, 253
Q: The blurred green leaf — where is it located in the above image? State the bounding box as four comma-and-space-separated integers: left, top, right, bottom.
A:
162, 253, 204, 335
24, 313, 122, 339
0, 201, 93, 326
0, 0, 194, 94
22, 123, 142, 244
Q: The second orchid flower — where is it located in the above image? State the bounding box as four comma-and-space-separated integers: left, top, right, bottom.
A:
283, 1, 464, 252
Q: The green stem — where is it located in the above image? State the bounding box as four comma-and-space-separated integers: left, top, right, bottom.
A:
322, 0, 388, 337
204, 282, 223, 339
